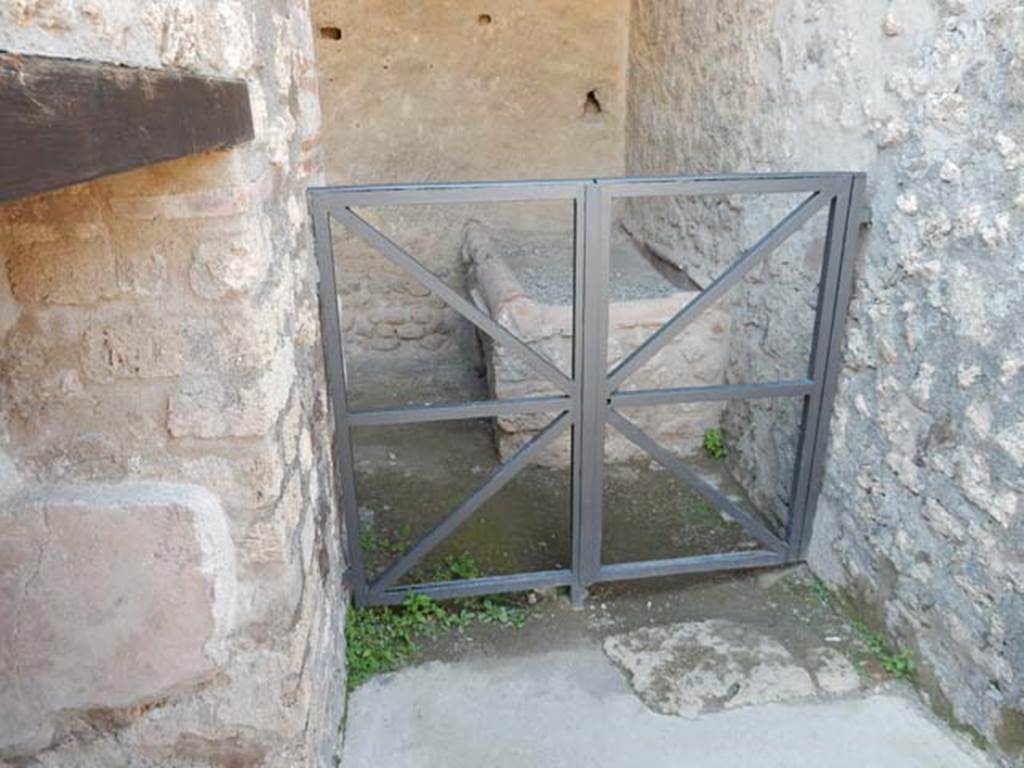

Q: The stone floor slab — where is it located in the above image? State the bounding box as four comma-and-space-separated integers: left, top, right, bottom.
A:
603, 619, 860, 716
341, 646, 992, 768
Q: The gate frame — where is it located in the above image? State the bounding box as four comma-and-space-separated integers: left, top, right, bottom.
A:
309, 172, 865, 607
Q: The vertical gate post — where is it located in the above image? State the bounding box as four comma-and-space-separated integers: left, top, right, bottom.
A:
782, 184, 849, 562
793, 173, 866, 557
569, 190, 587, 605
310, 200, 369, 604
576, 183, 611, 594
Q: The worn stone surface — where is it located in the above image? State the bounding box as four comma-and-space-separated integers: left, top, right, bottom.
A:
0, 1, 345, 766
625, 1, 1023, 761
342, 650, 990, 768
603, 619, 859, 717
342, 565, 992, 767
7, 233, 118, 305
189, 217, 272, 299
0, 483, 236, 755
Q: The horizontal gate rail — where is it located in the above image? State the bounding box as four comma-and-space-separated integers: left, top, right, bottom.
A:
313, 178, 586, 206
597, 550, 785, 584
309, 172, 865, 607
610, 379, 815, 408
348, 394, 574, 427
372, 570, 576, 607
595, 173, 848, 198
314, 172, 851, 205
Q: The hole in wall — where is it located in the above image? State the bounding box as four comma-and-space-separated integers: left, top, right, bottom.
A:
478, 13, 493, 25
320, 26, 342, 41
583, 89, 603, 115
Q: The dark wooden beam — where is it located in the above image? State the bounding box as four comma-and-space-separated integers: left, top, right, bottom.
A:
0, 52, 254, 203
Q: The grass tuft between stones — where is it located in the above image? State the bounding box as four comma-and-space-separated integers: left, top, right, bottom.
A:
345, 552, 528, 690
810, 578, 915, 681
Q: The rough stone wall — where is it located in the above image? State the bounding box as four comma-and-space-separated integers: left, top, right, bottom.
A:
311, 0, 629, 361
0, 2, 345, 766
625, 0, 1023, 761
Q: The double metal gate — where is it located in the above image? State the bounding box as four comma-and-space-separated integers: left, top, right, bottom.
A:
309, 173, 865, 606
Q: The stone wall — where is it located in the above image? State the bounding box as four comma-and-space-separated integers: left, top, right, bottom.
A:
0, 2, 344, 766
624, 0, 1023, 762
311, 0, 629, 362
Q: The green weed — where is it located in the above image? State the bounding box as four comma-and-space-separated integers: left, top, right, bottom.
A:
359, 523, 411, 555
476, 598, 527, 628
345, 596, 436, 689
851, 619, 915, 680
438, 551, 482, 581
810, 577, 832, 606
810, 578, 915, 681
345, 552, 528, 689
702, 427, 727, 459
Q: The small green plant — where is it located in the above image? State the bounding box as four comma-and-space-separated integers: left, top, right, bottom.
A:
358, 526, 387, 554
345, 599, 425, 689
880, 647, 915, 678
440, 551, 482, 581
852, 619, 915, 680
476, 598, 527, 628
359, 523, 412, 555
345, 552, 529, 689
809, 578, 914, 681
810, 577, 833, 607
691, 498, 719, 519
702, 427, 727, 459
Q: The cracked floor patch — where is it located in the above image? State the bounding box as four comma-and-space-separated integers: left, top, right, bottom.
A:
603, 619, 861, 717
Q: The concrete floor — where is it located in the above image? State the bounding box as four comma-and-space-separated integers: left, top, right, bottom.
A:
343, 650, 989, 768
341, 569, 994, 768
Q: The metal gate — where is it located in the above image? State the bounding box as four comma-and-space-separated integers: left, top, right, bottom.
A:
309, 173, 865, 606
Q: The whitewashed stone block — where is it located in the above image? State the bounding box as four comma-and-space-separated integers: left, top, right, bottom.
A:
0, 483, 237, 754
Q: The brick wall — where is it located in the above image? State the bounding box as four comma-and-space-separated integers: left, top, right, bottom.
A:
0, 2, 345, 765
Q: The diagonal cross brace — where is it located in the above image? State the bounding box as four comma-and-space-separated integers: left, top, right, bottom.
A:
606, 190, 829, 393
607, 409, 786, 554
369, 411, 573, 595
334, 207, 574, 396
